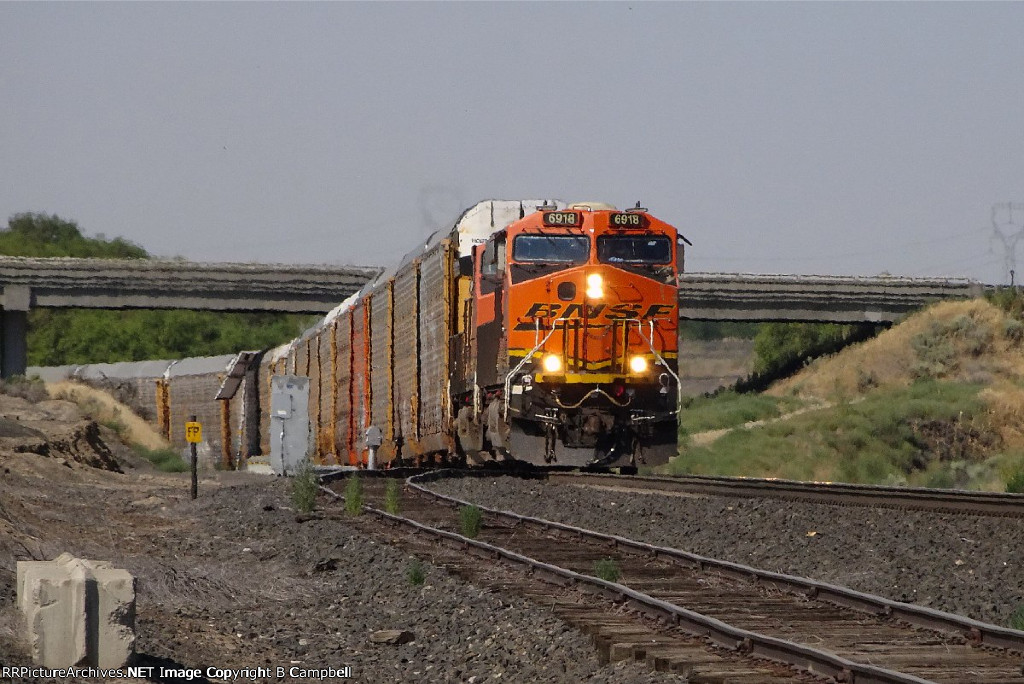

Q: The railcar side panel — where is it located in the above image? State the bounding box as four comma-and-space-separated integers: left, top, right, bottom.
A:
305, 335, 322, 462
369, 285, 395, 462
258, 357, 275, 457
418, 241, 455, 452
295, 342, 309, 393
352, 303, 369, 465
392, 265, 419, 454
317, 327, 335, 462
334, 315, 352, 462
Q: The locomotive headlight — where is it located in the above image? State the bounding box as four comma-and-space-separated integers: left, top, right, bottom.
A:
542, 354, 563, 373
586, 273, 604, 299
629, 355, 649, 374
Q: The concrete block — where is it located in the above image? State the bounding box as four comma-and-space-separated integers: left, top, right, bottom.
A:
16, 554, 136, 669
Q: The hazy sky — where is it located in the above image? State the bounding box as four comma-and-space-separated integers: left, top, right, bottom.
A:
2, 2, 1023, 284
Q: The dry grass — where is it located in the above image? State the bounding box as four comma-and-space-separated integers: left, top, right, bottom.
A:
46, 381, 168, 450
979, 381, 1024, 447
769, 300, 1024, 402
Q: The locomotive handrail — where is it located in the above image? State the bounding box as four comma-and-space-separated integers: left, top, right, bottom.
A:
634, 319, 681, 414
502, 317, 569, 420
553, 387, 632, 410
505, 316, 682, 419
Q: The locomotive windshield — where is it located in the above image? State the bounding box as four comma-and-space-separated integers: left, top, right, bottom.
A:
597, 235, 672, 264
513, 235, 590, 263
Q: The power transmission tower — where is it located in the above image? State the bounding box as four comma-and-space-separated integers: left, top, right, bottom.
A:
990, 202, 1024, 285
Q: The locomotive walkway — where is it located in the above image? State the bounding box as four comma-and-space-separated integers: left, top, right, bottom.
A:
0, 256, 982, 377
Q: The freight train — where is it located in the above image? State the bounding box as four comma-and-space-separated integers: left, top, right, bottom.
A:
256, 199, 686, 470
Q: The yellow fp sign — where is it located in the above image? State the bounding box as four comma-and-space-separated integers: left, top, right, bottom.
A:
185, 421, 203, 444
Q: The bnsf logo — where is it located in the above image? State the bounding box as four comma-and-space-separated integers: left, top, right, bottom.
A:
520, 302, 675, 321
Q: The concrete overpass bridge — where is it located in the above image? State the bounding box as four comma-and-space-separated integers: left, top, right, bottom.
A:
0, 256, 381, 377
0, 256, 985, 377
677, 273, 983, 323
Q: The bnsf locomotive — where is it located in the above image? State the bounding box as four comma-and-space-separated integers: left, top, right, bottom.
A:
264, 199, 685, 468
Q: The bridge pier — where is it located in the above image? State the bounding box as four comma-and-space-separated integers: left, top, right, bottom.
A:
1, 285, 31, 379
2, 310, 28, 378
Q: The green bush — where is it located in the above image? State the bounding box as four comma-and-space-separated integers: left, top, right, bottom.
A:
593, 558, 621, 583
987, 287, 1024, 319
1009, 604, 1024, 631
406, 557, 426, 586
133, 445, 189, 473
911, 314, 996, 379
1006, 469, 1024, 494
733, 322, 882, 392
291, 461, 318, 513
752, 322, 859, 376
384, 478, 401, 514
459, 505, 482, 538
344, 475, 363, 516
1003, 318, 1024, 344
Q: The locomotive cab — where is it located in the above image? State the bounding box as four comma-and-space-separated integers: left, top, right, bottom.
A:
464, 202, 681, 467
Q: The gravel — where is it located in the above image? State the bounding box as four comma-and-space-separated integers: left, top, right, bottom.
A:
427, 475, 1024, 626
134, 480, 687, 683
0, 456, 688, 683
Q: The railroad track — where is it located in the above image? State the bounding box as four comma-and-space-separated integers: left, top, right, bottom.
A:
549, 471, 1024, 517
321, 471, 1024, 684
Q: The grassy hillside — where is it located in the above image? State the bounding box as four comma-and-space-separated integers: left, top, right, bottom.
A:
665, 298, 1024, 491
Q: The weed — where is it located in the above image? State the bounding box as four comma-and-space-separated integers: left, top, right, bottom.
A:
1010, 604, 1024, 631
594, 558, 621, 583
99, 407, 128, 438
0, 375, 48, 403
291, 461, 318, 513
1004, 318, 1024, 344
133, 445, 188, 473
459, 505, 482, 538
406, 557, 426, 586
987, 287, 1024, 319
1006, 469, 1024, 494
855, 368, 878, 392
384, 478, 401, 514
344, 475, 363, 516
924, 468, 955, 490
911, 327, 956, 378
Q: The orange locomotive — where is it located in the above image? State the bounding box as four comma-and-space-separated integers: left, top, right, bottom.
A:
457, 201, 684, 467
263, 199, 685, 469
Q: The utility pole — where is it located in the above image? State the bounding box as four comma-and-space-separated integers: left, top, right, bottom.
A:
990, 203, 1024, 285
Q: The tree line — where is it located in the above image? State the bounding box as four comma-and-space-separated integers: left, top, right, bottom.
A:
2, 213, 315, 366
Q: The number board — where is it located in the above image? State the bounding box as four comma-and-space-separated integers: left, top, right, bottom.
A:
609, 212, 649, 228
185, 421, 203, 444
542, 211, 582, 227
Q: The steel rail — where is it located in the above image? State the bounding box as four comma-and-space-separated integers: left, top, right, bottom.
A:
319, 479, 929, 684
409, 469, 1024, 656
550, 471, 1024, 517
